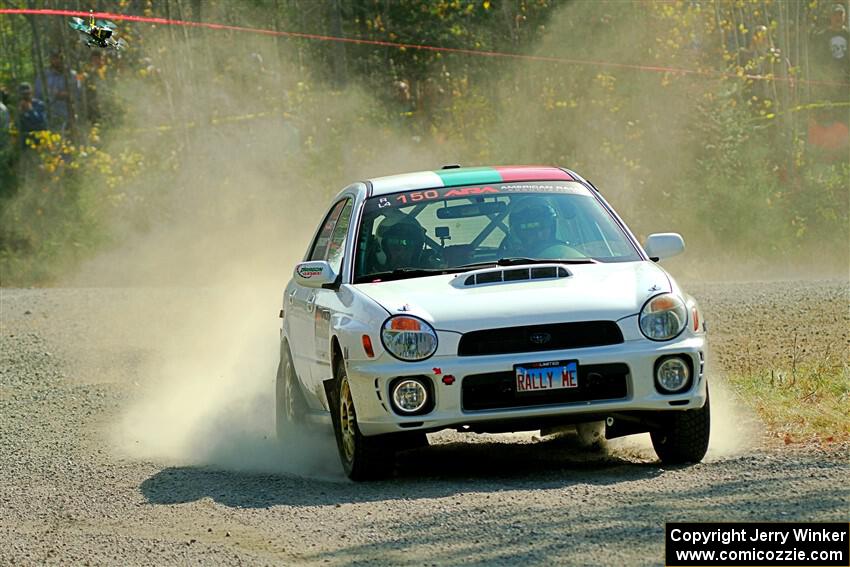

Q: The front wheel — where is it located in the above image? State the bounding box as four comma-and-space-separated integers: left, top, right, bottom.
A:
330, 359, 394, 481
651, 388, 711, 465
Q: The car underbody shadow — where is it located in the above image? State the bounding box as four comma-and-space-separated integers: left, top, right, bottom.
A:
139, 429, 667, 508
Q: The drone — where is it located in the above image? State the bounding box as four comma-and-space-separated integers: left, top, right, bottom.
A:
69, 11, 127, 51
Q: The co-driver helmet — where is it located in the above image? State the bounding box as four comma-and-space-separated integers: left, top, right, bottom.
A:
509, 201, 558, 245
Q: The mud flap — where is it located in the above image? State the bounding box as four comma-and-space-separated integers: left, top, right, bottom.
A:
323, 378, 337, 413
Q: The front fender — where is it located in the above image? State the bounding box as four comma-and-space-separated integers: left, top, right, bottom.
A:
328, 284, 392, 366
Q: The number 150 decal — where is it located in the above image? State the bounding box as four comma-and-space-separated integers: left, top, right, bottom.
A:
395, 186, 500, 205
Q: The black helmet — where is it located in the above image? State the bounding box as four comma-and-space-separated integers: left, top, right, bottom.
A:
380, 217, 425, 249
510, 201, 558, 243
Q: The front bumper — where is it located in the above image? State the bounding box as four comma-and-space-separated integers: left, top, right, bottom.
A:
346, 335, 707, 436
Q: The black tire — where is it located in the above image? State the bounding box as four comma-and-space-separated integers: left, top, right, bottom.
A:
651, 388, 711, 465
329, 358, 394, 481
275, 342, 308, 442
393, 431, 429, 452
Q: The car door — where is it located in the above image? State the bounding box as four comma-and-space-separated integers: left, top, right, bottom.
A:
287, 199, 348, 401
307, 198, 354, 400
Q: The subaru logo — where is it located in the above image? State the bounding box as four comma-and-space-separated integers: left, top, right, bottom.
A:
529, 332, 551, 345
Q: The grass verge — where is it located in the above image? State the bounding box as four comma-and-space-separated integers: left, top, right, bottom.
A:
726, 360, 850, 445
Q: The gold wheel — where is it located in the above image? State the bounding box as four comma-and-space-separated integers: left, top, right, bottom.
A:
339, 377, 356, 463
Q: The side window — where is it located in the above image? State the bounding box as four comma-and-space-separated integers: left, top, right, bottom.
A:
326, 199, 353, 273
308, 200, 347, 261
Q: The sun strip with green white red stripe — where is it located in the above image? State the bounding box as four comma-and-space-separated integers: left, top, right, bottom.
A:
369, 166, 573, 195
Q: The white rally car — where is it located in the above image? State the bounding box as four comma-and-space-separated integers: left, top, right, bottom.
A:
277, 165, 709, 480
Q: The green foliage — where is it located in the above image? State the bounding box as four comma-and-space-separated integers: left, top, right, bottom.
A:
0, 0, 848, 285
0, 128, 144, 284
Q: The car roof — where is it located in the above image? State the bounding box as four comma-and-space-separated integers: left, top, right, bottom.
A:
366, 166, 576, 197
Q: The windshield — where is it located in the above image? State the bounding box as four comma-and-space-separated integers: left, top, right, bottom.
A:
353, 181, 641, 283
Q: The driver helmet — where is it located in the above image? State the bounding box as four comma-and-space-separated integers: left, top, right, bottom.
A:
380, 216, 425, 252
509, 200, 558, 246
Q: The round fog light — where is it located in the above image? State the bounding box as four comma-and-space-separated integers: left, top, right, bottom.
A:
656, 357, 691, 393
392, 379, 428, 413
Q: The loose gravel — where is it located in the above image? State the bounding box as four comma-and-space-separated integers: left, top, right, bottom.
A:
0, 282, 847, 566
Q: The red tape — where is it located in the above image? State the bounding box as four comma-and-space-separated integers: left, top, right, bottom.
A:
1, 7, 847, 88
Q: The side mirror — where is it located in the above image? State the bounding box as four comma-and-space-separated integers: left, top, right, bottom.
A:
294, 261, 338, 288
644, 233, 685, 261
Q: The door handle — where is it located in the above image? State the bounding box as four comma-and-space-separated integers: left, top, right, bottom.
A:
288, 289, 297, 305
306, 293, 316, 313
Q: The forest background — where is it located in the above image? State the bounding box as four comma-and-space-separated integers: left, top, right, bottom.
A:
0, 0, 848, 285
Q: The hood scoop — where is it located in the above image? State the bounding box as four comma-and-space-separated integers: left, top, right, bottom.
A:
455, 264, 571, 288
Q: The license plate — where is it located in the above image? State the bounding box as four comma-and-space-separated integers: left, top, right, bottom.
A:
515, 360, 578, 393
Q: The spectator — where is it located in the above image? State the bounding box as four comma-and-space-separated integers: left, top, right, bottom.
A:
393, 79, 414, 116
34, 51, 79, 132
16, 83, 48, 149
80, 50, 107, 123
809, 3, 850, 154
821, 4, 849, 76
0, 86, 10, 154
811, 4, 850, 93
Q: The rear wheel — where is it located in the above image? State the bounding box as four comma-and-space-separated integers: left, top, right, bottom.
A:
330, 358, 395, 481
651, 389, 711, 465
275, 343, 307, 442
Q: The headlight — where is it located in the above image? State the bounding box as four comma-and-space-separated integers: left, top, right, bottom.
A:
381, 315, 438, 361
639, 294, 687, 341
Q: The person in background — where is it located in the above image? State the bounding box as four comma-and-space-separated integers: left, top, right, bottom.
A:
35, 51, 79, 132
821, 3, 849, 76
0, 86, 10, 155
16, 82, 47, 149
80, 50, 107, 123
809, 2, 850, 155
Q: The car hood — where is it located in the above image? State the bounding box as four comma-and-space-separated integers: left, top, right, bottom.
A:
354, 261, 671, 333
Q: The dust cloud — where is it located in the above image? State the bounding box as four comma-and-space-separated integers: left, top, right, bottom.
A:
39, 3, 781, 477
39, 2, 519, 476
61, 29, 448, 477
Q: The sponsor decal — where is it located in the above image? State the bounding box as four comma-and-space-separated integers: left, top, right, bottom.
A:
500, 183, 587, 195
297, 264, 324, 279
443, 186, 500, 197
365, 180, 587, 212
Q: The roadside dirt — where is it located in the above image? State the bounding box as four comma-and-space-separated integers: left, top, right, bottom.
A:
0, 281, 847, 566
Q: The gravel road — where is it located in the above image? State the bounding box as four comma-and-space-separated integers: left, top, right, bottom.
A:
1, 281, 847, 566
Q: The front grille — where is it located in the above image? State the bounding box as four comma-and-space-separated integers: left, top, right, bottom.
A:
458, 321, 623, 356
462, 363, 629, 411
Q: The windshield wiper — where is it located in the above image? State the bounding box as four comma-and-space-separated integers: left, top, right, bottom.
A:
456, 257, 598, 270
358, 267, 450, 283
